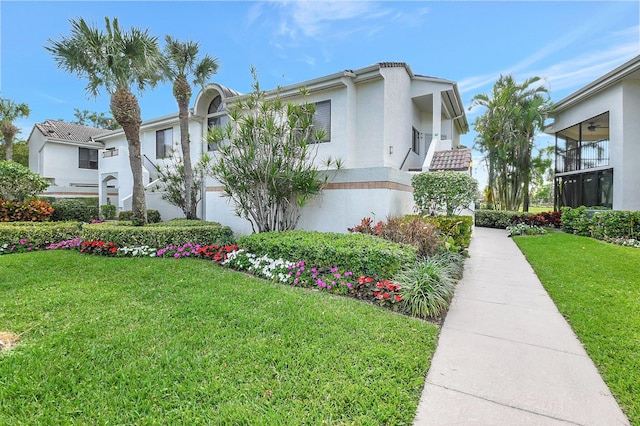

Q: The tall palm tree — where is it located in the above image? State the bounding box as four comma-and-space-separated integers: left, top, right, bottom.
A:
0, 98, 30, 161
471, 75, 551, 211
164, 35, 218, 219
46, 17, 165, 225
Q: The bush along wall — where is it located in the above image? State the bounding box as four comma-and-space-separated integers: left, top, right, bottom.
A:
51, 199, 99, 222
475, 210, 562, 229
561, 207, 640, 240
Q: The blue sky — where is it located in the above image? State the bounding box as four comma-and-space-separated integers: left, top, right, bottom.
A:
1, 0, 639, 188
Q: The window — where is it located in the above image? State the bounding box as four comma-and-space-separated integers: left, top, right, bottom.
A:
412, 127, 420, 154
555, 112, 609, 173
207, 96, 227, 151
156, 128, 173, 159
78, 147, 98, 169
311, 100, 331, 142
555, 168, 613, 209
207, 115, 228, 151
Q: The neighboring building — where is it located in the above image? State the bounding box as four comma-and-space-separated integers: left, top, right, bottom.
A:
546, 54, 640, 211
42, 63, 468, 233
26, 120, 112, 199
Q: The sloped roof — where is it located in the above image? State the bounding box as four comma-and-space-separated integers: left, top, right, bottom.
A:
35, 119, 109, 143
429, 148, 472, 171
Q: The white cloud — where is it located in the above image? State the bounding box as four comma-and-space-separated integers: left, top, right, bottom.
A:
459, 23, 639, 102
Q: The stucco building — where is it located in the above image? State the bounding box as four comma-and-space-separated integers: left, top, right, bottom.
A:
546, 55, 640, 210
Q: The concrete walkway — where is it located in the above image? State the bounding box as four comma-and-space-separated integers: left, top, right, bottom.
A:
414, 227, 630, 426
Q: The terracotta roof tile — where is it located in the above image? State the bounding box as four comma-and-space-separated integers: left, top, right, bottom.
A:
35, 119, 109, 144
429, 148, 472, 171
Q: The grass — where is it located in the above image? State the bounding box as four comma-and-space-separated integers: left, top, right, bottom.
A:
0, 251, 438, 425
514, 232, 640, 425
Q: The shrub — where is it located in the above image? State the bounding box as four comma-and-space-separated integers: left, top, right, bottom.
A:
148, 219, 211, 227
397, 252, 464, 319
81, 222, 235, 247
506, 223, 547, 237
0, 221, 82, 247
592, 210, 640, 239
412, 170, 478, 216
475, 210, 529, 229
523, 211, 562, 228
560, 206, 592, 236
118, 209, 161, 223
100, 204, 117, 220
0, 160, 50, 201
0, 199, 54, 222
423, 215, 474, 249
381, 216, 441, 258
238, 231, 417, 279
51, 199, 99, 222
347, 217, 384, 235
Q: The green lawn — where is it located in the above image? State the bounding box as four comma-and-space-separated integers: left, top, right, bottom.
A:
0, 251, 438, 425
515, 232, 640, 425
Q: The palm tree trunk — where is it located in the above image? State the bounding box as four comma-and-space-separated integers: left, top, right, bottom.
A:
174, 76, 196, 219
111, 89, 147, 226
1, 124, 17, 161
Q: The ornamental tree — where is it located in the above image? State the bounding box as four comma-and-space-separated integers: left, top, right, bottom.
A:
412, 170, 478, 216
151, 149, 212, 219
207, 68, 341, 233
0, 160, 50, 202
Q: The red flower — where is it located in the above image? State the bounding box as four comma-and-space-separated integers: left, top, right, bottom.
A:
109, 247, 117, 254
383, 293, 389, 299
376, 282, 384, 288
373, 291, 379, 297
364, 277, 374, 283
395, 295, 402, 302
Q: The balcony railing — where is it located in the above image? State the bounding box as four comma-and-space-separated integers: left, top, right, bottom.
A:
556, 139, 609, 173
102, 149, 119, 158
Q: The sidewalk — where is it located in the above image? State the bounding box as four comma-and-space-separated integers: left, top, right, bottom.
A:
413, 227, 630, 425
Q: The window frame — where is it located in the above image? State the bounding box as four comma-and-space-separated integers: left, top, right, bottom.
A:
412, 127, 420, 154
311, 100, 331, 143
156, 127, 173, 159
78, 147, 98, 170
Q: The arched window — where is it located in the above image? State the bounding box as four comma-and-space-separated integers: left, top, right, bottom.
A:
207, 94, 227, 151
208, 95, 222, 115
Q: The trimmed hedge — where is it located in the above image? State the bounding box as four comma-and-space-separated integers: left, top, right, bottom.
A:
475, 210, 529, 229
0, 221, 82, 246
81, 222, 235, 247
238, 230, 418, 279
562, 206, 640, 239
118, 210, 161, 224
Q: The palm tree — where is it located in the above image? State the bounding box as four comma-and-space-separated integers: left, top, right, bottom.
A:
471, 75, 551, 211
46, 17, 165, 225
0, 98, 31, 161
164, 35, 218, 219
